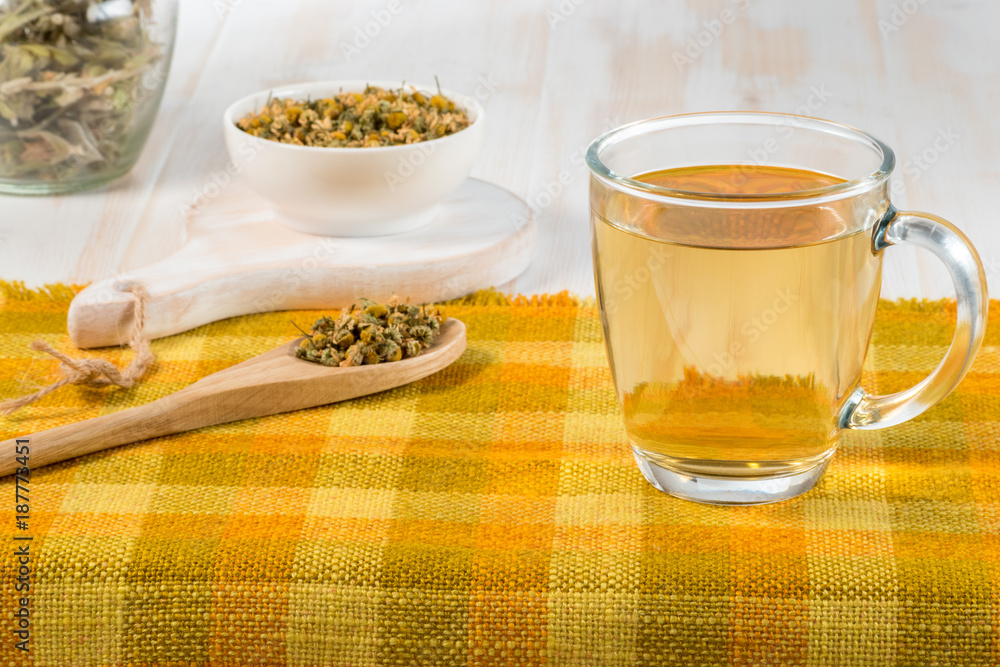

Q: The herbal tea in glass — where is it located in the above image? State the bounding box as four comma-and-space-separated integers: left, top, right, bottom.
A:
593, 165, 882, 477
587, 113, 988, 504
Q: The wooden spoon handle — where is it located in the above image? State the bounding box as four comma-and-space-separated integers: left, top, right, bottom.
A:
0, 342, 301, 477
0, 370, 285, 476
1, 319, 467, 477
0, 395, 183, 477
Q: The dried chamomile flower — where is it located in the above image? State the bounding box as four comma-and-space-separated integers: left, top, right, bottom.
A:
294, 296, 445, 367
235, 82, 472, 148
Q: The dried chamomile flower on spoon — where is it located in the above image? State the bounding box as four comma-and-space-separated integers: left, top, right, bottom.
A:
295, 296, 445, 367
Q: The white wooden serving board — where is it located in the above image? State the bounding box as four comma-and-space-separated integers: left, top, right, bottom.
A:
67, 178, 535, 348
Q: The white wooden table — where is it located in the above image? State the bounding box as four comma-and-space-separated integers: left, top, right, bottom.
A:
2, 0, 997, 299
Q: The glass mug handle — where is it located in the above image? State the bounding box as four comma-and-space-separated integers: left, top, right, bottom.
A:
840, 207, 989, 429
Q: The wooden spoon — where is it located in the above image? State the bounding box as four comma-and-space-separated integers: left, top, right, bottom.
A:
0, 319, 466, 477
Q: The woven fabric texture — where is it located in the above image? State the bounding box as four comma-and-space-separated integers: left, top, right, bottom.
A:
0, 286, 998, 666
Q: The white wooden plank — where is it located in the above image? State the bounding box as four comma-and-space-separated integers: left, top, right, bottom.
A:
0, 0, 227, 284
875, 0, 1000, 299
0, 0, 996, 302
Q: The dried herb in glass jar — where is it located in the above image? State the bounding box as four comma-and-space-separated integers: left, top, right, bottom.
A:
0, 0, 174, 191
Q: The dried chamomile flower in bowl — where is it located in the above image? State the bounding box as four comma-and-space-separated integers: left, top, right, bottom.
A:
236, 86, 472, 148
223, 79, 484, 237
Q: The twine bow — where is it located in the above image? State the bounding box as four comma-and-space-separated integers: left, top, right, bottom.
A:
0, 283, 154, 415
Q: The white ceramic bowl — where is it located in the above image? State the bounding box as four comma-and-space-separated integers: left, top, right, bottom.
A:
223, 80, 485, 236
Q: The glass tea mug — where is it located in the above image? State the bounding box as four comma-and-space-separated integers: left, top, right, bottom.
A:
587, 113, 987, 505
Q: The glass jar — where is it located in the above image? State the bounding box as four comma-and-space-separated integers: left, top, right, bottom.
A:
0, 0, 177, 194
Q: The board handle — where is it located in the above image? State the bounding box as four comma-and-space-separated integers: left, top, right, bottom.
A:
68, 270, 321, 348
67, 273, 261, 349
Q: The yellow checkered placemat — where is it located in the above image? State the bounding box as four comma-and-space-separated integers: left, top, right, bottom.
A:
0, 284, 997, 666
